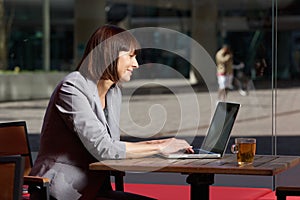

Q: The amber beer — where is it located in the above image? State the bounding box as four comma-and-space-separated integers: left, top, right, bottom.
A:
231, 138, 256, 166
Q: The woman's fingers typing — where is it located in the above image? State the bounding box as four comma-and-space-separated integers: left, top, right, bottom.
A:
159, 138, 193, 155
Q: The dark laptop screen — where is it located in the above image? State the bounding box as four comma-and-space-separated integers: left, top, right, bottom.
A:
200, 102, 240, 155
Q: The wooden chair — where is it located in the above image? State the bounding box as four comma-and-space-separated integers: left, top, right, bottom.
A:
276, 186, 300, 200
0, 121, 50, 199
0, 155, 25, 200
0, 120, 125, 198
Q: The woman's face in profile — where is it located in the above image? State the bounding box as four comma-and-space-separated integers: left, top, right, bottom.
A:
117, 50, 139, 82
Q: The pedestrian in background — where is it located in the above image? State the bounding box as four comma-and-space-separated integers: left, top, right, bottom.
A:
215, 44, 234, 101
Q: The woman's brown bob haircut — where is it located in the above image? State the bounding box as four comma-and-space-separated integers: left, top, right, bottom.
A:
76, 25, 140, 82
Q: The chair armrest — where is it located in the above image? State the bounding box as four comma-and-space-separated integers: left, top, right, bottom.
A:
24, 175, 50, 200
276, 186, 300, 200
24, 175, 49, 187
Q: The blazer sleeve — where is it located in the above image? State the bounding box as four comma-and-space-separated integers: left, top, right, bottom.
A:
55, 75, 126, 160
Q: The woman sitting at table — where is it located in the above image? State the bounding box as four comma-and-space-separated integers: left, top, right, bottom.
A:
29, 24, 193, 200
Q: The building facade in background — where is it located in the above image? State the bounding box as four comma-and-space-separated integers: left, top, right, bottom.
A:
1, 0, 300, 81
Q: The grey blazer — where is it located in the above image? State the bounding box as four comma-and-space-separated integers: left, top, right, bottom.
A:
30, 71, 126, 200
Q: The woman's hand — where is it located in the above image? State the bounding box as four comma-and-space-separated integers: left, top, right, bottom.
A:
157, 138, 194, 155
125, 137, 193, 158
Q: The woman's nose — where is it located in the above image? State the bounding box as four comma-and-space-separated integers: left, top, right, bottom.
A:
132, 57, 139, 68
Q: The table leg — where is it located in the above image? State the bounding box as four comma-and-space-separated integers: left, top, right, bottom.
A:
186, 173, 214, 200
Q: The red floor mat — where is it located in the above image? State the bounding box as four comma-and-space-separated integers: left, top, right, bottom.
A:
113, 183, 274, 200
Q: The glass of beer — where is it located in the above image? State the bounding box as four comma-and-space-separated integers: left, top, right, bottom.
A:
231, 138, 256, 166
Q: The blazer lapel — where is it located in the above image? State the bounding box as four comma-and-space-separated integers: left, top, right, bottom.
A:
86, 78, 109, 129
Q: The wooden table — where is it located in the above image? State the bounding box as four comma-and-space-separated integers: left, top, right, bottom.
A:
90, 155, 300, 200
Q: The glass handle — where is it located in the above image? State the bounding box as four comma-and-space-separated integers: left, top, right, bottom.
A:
231, 144, 238, 154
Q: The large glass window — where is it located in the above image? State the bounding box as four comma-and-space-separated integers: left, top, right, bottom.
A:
1, 0, 300, 189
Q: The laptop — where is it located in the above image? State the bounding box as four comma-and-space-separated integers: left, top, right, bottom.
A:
163, 101, 240, 159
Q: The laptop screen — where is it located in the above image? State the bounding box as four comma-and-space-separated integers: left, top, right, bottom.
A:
200, 102, 240, 155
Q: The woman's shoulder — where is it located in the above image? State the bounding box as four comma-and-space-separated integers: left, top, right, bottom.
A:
63, 71, 84, 81
60, 71, 95, 91
61, 71, 92, 86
